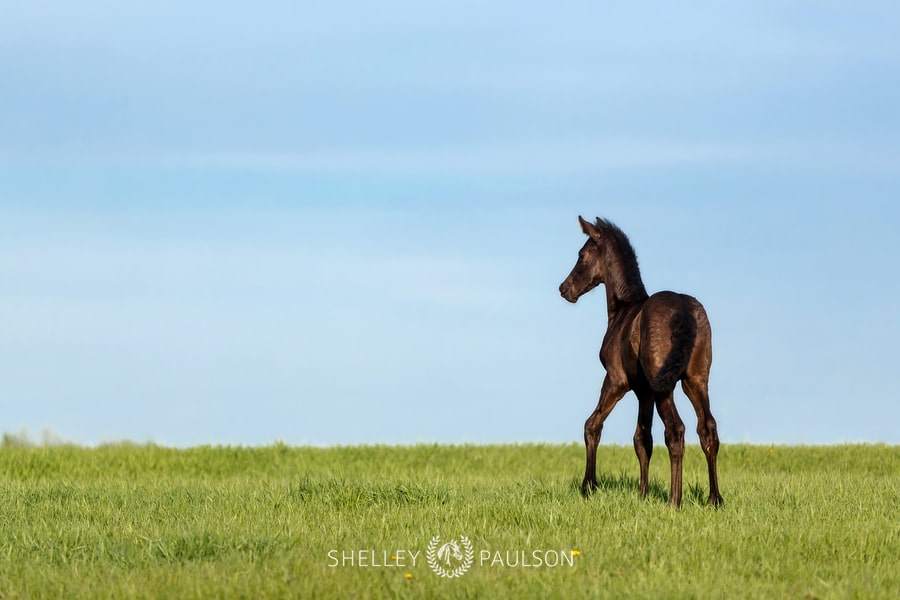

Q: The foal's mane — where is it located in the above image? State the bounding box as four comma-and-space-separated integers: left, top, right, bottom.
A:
594, 218, 648, 304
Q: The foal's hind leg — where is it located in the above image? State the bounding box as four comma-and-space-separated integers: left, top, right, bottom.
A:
633, 391, 654, 499
655, 391, 685, 508
682, 376, 723, 507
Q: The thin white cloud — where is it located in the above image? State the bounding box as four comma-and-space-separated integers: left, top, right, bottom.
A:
59, 137, 896, 176
124, 139, 749, 175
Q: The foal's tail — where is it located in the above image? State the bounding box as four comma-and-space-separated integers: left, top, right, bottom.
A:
649, 309, 697, 394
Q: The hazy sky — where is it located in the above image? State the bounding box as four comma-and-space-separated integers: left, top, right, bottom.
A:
2, 2, 898, 446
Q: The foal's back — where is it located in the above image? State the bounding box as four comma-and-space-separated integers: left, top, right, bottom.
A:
633, 291, 711, 394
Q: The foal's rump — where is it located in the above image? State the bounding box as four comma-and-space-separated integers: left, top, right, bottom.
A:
639, 291, 702, 394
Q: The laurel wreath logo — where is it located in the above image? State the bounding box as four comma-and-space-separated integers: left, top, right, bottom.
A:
425, 535, 474, 578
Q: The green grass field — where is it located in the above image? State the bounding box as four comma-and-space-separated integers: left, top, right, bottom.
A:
0, 439, 897, 599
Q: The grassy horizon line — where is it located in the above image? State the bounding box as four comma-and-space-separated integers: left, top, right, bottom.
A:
3, 429, 896, 450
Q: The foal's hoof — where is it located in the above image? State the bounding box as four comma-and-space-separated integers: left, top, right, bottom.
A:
581, 479, 597, 497
709, 494, 724, 508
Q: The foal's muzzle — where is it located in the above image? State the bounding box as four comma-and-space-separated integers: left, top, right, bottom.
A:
559, 281, 578, 303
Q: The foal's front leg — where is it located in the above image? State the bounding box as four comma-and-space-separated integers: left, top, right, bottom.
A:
632, 393, 654, 499
583, 375, 628, 496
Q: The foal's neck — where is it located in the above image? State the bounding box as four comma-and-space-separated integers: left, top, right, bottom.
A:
604, 286, 644, 322
603, 273, 648, 321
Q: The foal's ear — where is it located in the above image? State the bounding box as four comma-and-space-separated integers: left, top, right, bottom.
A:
578, 215, 603, 243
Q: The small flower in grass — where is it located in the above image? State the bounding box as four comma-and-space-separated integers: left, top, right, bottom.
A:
404, 573, 413, 580
390, 555, 397, 562
572, 550, 581, 557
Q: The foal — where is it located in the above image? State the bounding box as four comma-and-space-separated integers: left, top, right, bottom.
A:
559, 216, 723, 507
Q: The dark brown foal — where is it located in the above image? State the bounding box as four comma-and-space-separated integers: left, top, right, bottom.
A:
560, 216, 722, 508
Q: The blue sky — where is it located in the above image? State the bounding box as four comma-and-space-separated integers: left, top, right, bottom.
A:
1, 2, 898, 446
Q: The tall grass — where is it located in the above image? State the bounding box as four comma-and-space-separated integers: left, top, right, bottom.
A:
0, 442, 897, 598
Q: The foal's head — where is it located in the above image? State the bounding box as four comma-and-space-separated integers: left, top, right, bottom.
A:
559, 216, 608, 303
559, 215, 648, 305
